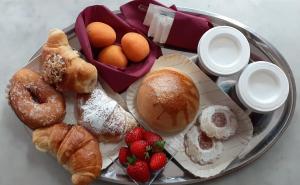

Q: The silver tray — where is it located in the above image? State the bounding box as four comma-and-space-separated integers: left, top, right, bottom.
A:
29, 8, 296, 185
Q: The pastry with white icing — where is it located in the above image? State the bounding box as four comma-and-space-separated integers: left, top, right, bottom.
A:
200, 105, 238, 140
184, 125, 223, 165
76, 88, 138, 143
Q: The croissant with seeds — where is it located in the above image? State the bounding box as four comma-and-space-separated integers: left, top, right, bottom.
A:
41, 29, 97, 93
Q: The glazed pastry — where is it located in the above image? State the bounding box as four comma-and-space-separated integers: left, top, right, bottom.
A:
8, 68, 65, 130
76, 88, 138, 143
32, 123, 102, 185
121, 32, 150, 62
136, 67, 199, 133
184, 125, 223, 165
200, 105, 238, 140
41, 28, 97, 93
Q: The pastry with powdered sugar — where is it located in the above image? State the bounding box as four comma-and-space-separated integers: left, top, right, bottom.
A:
76, 87, 138, 143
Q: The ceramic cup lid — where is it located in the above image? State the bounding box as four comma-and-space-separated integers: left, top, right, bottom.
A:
236, 61, 289, 113
198, 26, 250, 76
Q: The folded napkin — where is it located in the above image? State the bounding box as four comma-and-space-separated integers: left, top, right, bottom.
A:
75, 5, 162, 92
121, 0, 213, 52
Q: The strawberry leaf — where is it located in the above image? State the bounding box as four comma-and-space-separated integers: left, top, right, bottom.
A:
155, 141, 165, 150
146, 145, 152, 152
127, 155, 136, 165
145, 152, 150, 159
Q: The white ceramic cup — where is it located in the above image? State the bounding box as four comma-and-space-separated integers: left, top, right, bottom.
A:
197, 26, 250, 76
236, 61, 289, 113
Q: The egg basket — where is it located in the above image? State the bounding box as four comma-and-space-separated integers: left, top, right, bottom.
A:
75, 5, 162, 92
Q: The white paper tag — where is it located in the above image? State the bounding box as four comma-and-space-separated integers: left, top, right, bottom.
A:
144, 4, 175, 44
153, 15, 163, 42
143, 4, 158, 26
160, 15, 174, 43
143, 3, 174, 26
148, 13, 160, 37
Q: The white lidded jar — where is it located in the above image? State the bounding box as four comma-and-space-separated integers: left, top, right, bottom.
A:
197, 26, 250, 76
236, 61, 289, 113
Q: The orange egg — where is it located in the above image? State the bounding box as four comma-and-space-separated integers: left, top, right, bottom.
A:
98, 45, 128, 69
86, 22, 116, 48
121, 32, 150, 62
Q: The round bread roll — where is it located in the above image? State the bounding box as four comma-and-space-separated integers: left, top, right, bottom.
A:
136, 68, 200, 133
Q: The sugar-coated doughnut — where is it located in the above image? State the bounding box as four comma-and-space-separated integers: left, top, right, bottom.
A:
9, 69, 66, 129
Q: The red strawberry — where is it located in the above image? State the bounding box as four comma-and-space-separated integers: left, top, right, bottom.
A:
143, 131, 165, 152
118, 147, 131, 166
125, 127, 145, 146
127, 160, 150, 182
143, 131, 162, 145
130, 140, 151, 160
149, 152, 167, 171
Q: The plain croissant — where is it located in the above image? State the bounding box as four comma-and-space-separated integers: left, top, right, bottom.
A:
32, 123, 102, 185
41, 28, 97, 93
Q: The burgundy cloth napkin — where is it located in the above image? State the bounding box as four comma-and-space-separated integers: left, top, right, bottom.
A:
121, 0, 213, 52
75, 5, 162, 92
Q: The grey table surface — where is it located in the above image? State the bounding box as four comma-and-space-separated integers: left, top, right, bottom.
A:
0, 0, 299, 185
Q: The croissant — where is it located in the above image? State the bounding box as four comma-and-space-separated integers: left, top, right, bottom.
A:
32, 123, 102, 185
41, 28, 97, 93
76, 87, 138, 143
